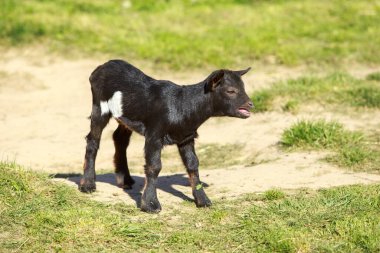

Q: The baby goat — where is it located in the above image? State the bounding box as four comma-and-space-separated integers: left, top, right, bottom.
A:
79, 60, 253, 213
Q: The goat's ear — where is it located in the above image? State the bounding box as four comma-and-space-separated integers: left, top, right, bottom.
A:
205, 70, 224, 92
235, 67, 251, 76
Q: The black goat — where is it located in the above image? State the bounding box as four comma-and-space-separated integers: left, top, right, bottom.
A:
79, 60, 253, 213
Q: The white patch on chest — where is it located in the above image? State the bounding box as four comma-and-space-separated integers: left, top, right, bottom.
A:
100, 91, 123, 117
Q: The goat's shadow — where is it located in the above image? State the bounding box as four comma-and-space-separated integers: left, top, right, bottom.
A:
53, 172, 209, 207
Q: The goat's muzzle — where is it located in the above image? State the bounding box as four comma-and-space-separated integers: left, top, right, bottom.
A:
238, 100, 254, 118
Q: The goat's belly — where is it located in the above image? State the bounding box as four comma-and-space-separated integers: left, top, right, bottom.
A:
164, 132, 198, 145
116, 116, 146, 135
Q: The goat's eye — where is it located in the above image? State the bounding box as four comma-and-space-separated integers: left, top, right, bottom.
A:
226, 90, 237, 94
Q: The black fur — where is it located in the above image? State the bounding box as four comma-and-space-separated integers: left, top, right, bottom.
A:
79, 60, 253, 213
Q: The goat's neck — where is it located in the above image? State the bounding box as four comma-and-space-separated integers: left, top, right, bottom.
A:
181, 82, 214, 129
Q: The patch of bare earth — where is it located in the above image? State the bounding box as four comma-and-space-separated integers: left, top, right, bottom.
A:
1, 48, 380, 210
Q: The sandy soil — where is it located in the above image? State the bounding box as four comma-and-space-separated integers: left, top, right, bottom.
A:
1, 48, 379, 209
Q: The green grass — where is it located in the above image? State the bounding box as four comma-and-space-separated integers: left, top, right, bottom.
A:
262, 188, 286, 201
367, 71, 380, 81
1, 0, 380, 69
251, 73, 380, 112
281, 120, 363, 149
281, 120, 380, 171
1, 161, 380, 252
0, 162, 149, 252
197, 143, 245, 168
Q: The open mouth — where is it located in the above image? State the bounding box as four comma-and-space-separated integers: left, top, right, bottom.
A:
238, 107, 251, 117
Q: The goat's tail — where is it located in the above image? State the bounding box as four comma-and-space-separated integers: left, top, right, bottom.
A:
88, 64, 107, 120
89, 64, 103, 84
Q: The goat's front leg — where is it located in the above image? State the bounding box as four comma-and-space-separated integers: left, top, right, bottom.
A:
141, 137, 163, 213
178, 140, 212, 208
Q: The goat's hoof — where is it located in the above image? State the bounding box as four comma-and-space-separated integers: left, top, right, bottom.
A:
79, 179, 96, 193
126, 176, 135, 185
141, 200, 162, 213
193, 190, 212, 208
116, 174, 135, 189
121, 184, 132, 190
122, 176, 135, 189
195, 197, 212, 208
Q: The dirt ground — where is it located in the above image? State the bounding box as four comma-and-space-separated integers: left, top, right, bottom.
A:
1, 48, 380, 209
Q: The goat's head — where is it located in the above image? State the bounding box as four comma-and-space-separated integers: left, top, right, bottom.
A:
205, 68, 253, 118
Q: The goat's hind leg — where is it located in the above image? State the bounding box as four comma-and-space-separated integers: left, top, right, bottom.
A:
113, 124, 135, 189
141, 137, 163, 213
79, 104, 110, 193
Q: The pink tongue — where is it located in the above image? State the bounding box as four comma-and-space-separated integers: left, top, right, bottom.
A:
239, 109, 250, 115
